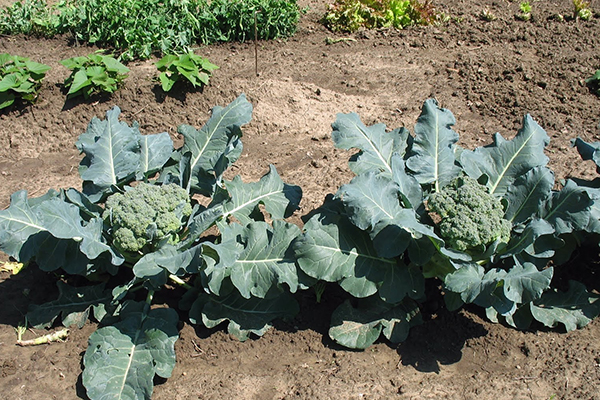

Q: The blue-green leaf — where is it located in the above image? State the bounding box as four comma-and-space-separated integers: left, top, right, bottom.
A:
178, 94, 252, 195
137, 132, 173, 180
189, 289, 298, 341
504, 166, 554, 223
460, 114, 549, 196
27, 282, 111, 329
224, 220, 301, 298
76, 106, 142, 200
406, 99, 461, 190
530, 281, 600, 331
329, 297, 422, 349
218, 165, 302, 225
82, 303, 179, 400
541, 179, 593, 235
331, 112, 410, 176
294, 206, 394, 298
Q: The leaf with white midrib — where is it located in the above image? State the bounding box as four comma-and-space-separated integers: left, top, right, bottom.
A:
460, 114, 549, 196
82, 303, 178, 400
405, 99, 460, 190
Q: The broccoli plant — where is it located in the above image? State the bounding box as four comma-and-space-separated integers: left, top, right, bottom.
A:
295, 99, 600, 349
0, 94, 303, 399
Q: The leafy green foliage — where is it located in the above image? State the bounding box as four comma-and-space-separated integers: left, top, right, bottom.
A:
0, 52, 50, 110
1, 0, 301, 60
61, 52, 129, 99
0, 94, 304, 399
573, 0, 593, 20
156, 52, 218, 92
517, 1, 532, 21
323, 0, 439, 32
0, 0, 58, 37
295, 99, 598, 349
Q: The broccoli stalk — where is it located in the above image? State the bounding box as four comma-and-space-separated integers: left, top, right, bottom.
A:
427, 176, 511, 253
103, 182, 193, 255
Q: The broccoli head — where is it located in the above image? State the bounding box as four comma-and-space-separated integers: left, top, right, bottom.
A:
427, 176, 511, 253
103, 182, 193, 253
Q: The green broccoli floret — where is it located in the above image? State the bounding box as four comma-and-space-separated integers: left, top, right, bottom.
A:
427, 176, 511, 253
103, 182, 193, 253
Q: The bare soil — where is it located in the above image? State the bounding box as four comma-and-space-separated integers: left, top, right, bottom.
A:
1, 0, 600, 399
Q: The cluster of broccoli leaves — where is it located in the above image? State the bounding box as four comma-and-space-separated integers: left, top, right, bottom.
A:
1, 95, 600, 400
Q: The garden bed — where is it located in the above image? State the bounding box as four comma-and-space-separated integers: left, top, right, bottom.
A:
0, 0, 599, 399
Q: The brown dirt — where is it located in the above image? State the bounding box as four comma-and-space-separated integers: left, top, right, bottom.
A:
1, 0, 600, 399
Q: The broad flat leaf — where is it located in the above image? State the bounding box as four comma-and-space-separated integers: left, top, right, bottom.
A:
225, 220, 301, 298
189, 289, 298, 341
499, 217, 555, 259
27, 282, 111, 329
76, 106, 142, 199
390, 155, 423, 209
501, 262, 553, 304
444, 263, 494, 304
504, 166, 554, 223
338, 172, 440, 258
294, 207, 395, 298
133, 244, 205, 285
530, 280, 600, 331
378, 262, 425, 303
572, 137, 600, 173
331, 112, 410, 176
83, 302, 179, 400
67, 69, 91, 94
137, 132, 173, 180
460, 114, 549, 196
406, 98, 461, 190
178, 94, 252, 194
329, 297, 422, 349
0, 190, 121, 265
218, 165, 302, 225
541, 179, 593, 235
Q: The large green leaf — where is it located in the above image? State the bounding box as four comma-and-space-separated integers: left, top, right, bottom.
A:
223, 220, 301, 298
137, 132, 174, 180
572, 137, 600, 173
0, 190, 121, 266
83, 302, 179, 400
405, 98, 461, 190
331, 112, 410, 176
294, 202, 394, 298
217, 165, 302, 226
530, 280, 600, 331
337, 172, 440, 258
77, 106, 142, 199
504, 166, 554, 224
460, 114, 549, 196
178, 94, 252, 195
27, 282, 111, 329
329, 297, 422, 349
189, 288, 299, 341
445, 262, 552, 313
541, 179, 593, 235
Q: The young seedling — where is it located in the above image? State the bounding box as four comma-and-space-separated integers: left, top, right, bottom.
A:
573, 0, 592, 20
61, 51, 129, 99
517, 1, 532, 21
156, 52, 218, 92
0, 53, 50, 110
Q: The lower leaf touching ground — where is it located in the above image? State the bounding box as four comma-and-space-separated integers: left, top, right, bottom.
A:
329, 297, 422, 349
82, 303, 178, 400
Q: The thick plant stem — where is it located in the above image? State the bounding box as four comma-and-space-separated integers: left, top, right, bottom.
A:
16, 328, 69, 346
169, 274, 192, 290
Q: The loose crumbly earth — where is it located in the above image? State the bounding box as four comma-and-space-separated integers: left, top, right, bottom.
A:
1, 0, 599, 399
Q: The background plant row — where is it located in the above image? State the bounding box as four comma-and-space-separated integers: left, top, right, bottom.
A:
0, 0, 302, 60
